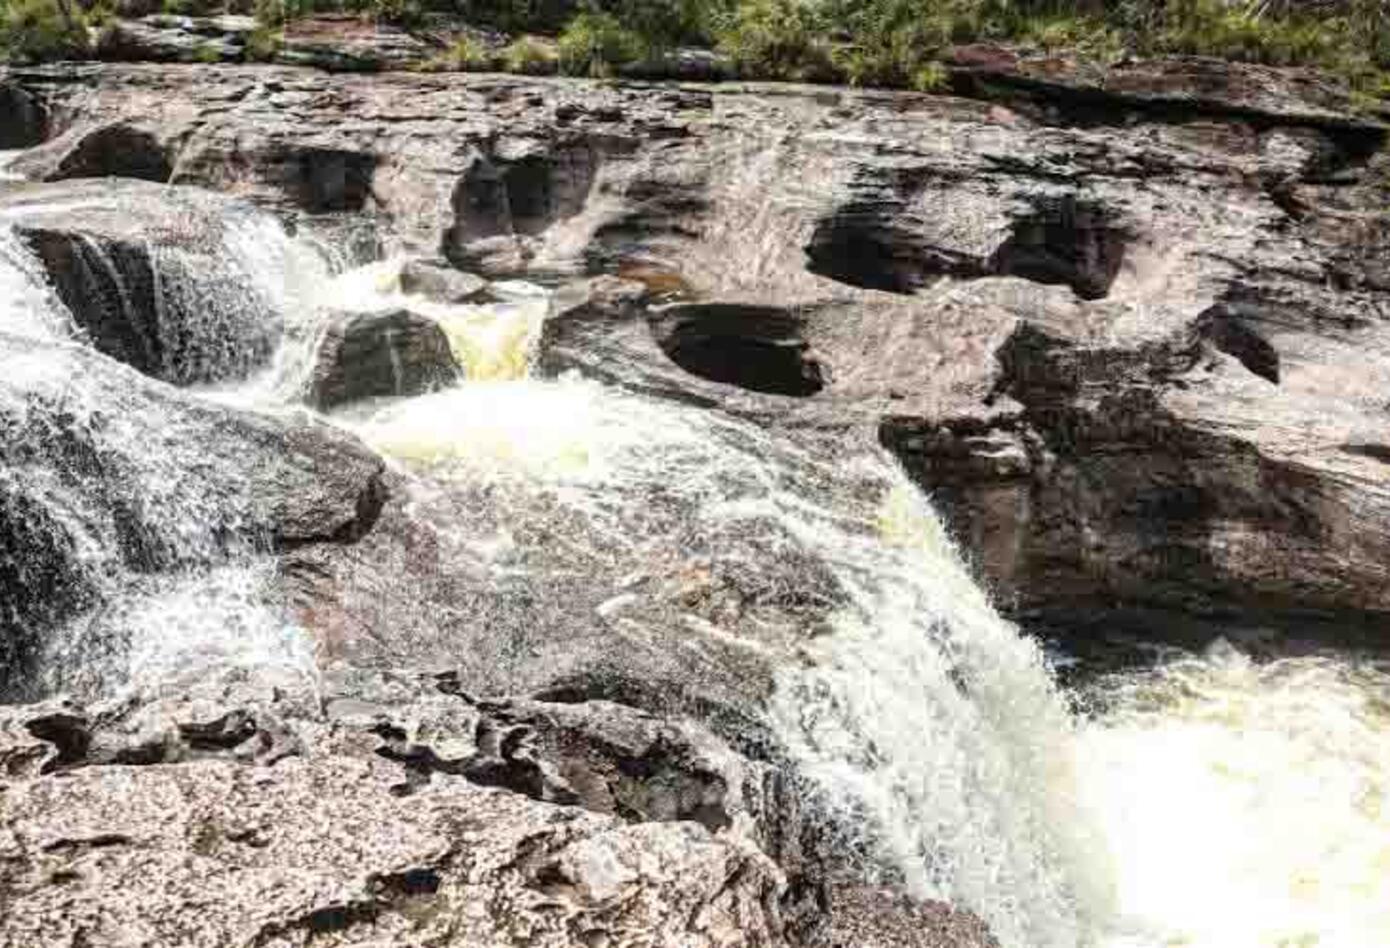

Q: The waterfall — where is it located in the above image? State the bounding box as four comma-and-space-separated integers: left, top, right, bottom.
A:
4, 207, 1385, 948
0, 201, 328, 702
343, 356, 1112, 946
0, 227, 76, 341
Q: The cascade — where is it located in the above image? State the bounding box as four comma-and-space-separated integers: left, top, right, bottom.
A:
1, 225, 1386, 948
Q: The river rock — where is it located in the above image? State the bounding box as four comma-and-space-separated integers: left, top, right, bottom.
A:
11, 60, 1382, 636
308, 307, 462, 409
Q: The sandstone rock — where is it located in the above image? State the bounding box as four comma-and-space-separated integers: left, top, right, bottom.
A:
308, 307, 462, 410
0, 754, 789, 948
277, 14, 439, 72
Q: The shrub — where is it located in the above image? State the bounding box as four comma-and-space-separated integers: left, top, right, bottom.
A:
558, 11, 645, 76
0, 0, 89, 62
244, 23, 281, 59
502, 34, 557, 73
436, 34, 496, 69
714, 0, 836, 81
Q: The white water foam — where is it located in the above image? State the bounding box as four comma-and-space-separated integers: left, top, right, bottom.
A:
0, 227, 76, 341
0, 150, 23, 183
1080, 641, 1390, 948
40, 559, 318, 701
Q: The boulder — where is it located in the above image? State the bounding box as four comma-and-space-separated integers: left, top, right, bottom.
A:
308, 307, 462, 409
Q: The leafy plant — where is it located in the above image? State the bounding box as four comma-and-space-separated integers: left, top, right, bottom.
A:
558, 11, 645, 76
244, 22, 281, 59
443, 33, 497, 69
0, 0, 89, 62
714, 0, 834, 81
502, 34, 557, 73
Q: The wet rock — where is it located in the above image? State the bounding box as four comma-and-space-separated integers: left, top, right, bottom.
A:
308, 307, 462, 410
0, 178, 283, 385
398, 258, 490, 303
0, 338, 384, 698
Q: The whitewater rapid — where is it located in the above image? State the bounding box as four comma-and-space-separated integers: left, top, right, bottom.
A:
2, 210, 1387, 948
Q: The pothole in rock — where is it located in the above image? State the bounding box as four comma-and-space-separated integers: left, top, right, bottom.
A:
651, 304, 827, 397
1199, 310, 1281, 384
804, 211, 944, 294
806, 193, 1129, 301
51, 124, 172, 183
446, 145, 601, 247
0, 86, 46, 149
989, 196, 1128, 301
296, 148, 377, 213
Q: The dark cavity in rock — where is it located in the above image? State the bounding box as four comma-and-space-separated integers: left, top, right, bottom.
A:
0, 84, 47, 149
48, 124, 172, 183
1199, 308, 1281, 384
296, 148, 377, 213
990, 195, 1128, 300
651, 304, 826, 397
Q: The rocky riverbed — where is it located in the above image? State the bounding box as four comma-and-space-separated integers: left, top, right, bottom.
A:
1, 50, 1388, 948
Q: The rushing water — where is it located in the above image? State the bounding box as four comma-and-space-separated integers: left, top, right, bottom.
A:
0, 189, 1387, 947
1080, 643, 1390, 948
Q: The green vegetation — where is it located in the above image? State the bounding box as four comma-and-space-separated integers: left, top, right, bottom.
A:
2, 0, 1388, 104
558, 11, 645, 75
0, 0, 90, 62
501, 32, 556, 72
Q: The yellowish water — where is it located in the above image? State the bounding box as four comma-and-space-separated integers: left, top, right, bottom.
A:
321, 259, 546, 382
